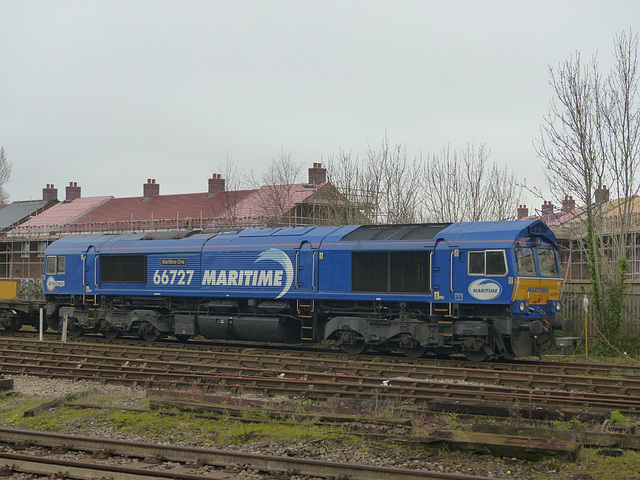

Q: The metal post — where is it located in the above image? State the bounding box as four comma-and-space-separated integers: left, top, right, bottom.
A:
583, 295, 589, 357
39, 308, 44, 341
61, 312, 68, 343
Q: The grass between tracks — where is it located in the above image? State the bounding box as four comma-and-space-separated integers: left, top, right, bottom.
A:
0, 391, 640, 479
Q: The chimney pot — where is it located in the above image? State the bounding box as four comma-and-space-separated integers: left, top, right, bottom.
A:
308, 162, 327, 185
43, 184, 58, 202
208, 174, 226, 195
562, 194, 576, 215
65, 182, 81, 202
595, 185, 610, 204
517, 204, 528, 219
143, 179, 160, 199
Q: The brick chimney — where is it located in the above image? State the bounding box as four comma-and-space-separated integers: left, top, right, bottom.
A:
595, 185, 609, 204
308, 162, 327, 185
42, 184, 58, 202
208, 173, 226, 195
65, 182, 81, 202
562, 195, 576, 215
541, 200, 554, 217
143, 179, 159, 199
517, 205, 529, 219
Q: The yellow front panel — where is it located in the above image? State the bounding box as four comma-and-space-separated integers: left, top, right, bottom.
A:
511, 278, 561, 305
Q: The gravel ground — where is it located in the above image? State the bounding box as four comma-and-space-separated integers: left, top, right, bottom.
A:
9, 374, 145, 398
0, 375, 603, 480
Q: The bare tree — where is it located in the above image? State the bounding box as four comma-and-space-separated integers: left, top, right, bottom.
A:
325, 137, 424, 225
536, 51, 607, 326
536, 30, 640, 347
323, 149, 372, 224
246, 150, 305, 226
213, 153, 244, 226
601, 30, 640, 257
421, 146, 464, 222
486, 162, 523, 221
0, 147, 12, 203
422, 144, 521, 222
366, 137, 422, 224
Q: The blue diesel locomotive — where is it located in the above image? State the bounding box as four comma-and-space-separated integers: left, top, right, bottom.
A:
43, 220, 563, 361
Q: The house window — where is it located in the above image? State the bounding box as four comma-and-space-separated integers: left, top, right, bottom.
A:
37, 242, 47, 257
20, 242, 30, 258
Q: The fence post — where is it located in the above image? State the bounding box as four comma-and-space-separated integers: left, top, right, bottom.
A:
61, 313, 68, 343
39, 308, 44, 341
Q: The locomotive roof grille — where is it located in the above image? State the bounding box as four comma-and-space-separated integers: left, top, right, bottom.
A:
140, 230, 205, 240
340, 223, 451, 241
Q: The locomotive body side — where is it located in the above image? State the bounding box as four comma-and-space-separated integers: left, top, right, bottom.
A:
43, 220, 563, 360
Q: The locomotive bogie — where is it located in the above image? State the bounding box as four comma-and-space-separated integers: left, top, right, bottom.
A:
42, 221, 564, 360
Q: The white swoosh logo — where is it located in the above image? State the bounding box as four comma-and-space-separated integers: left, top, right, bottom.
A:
255, 248, 293, 299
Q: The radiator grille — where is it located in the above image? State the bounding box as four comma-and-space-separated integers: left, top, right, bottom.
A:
100, 255, 147, 283
352, 251, 429, 293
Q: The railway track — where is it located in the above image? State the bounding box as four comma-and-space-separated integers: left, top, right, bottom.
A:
11, 329, 640, 378
0, 426, 504, 480
2, 338, 640, 413
3, 338, 640, 397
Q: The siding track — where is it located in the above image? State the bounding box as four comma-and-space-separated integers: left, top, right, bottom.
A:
2, 338, 640, 413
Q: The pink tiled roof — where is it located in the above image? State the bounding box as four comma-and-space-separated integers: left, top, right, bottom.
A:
10, 196, 112, 234
233, 183, 327, 219
7, 178, 332, 235
67, 189, 258, 231
523, 206, 587, 227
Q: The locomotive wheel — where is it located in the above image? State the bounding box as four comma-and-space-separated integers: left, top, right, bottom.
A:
68, 326, 84, 338
339, 341, 367, 355
47, 317, 60, 331
1, 317, 22, 332
102, 329, 120, 340
141, 327, 161, 342
401, 345, 427, 358
463, 349, 490, 362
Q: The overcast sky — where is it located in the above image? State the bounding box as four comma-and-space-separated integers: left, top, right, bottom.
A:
1, 1, 638, 213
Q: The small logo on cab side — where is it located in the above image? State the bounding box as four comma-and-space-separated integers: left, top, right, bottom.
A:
46, 277, 65, 292
468, 279, 502, 300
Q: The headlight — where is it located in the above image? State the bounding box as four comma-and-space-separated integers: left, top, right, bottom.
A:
555, 301, 562, 312
519, 301, 527, 312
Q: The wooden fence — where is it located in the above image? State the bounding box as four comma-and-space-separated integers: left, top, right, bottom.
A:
561, 281, 640, 337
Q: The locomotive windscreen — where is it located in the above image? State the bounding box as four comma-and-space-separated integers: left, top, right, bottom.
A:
352, 251, 429, 293
341, 224, 450, 241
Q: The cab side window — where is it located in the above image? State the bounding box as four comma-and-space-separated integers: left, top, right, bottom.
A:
57, 256, 66, 274
468, 252, 485, 274
45, 256, 66, 275
468, 250, 507, 276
